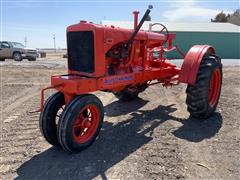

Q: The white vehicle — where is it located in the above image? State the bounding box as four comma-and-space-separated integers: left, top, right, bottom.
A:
0, 41, 38, 61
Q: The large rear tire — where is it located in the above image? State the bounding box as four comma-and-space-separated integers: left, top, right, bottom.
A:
58, 94, 104, 153
186, 56, 222, 119
114, 87, 139, 101
39, 92, 65, 146
114, 84, 148, 101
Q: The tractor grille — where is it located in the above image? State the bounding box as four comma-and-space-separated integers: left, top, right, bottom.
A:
67, 31, 94, 73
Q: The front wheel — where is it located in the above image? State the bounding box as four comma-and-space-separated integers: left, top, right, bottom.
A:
186, 56, 222, 119
58, 94, 104, 153
39, 92, 65, 146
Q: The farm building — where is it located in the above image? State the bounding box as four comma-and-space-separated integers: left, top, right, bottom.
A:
102, 21, 240, 59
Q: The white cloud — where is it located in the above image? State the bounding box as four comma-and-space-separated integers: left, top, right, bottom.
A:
169, 0, 197, 8
163, 0, 232, 22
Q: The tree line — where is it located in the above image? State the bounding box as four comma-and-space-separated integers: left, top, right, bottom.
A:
211, 9, 240, 26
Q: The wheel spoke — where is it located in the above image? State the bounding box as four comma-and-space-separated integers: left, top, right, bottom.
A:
87, 109, 91, 117
85, 121, 92, 128
81, 128, 87, 135
80, 120, 85, 128
74, 122, 81, 128
74, 127, 82, 137
80, 113, 85, 120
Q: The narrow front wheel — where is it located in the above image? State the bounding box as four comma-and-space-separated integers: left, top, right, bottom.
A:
58, 94, 104, 153
39, 92, 65, 146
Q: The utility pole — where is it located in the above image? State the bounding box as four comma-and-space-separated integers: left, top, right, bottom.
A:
53, 34, 56, 52
24, 37, 27, 47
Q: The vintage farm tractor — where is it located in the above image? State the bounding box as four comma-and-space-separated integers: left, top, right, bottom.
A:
39, 6, 222, 153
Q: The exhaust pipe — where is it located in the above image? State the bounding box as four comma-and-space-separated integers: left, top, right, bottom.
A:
126, 5, 153, 48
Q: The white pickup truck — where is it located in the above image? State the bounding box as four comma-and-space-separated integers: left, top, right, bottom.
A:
0, 41, 38, 61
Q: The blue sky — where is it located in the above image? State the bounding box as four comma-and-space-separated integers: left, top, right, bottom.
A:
1, 0, 239, 48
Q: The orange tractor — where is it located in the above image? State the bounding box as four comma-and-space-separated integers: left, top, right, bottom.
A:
39, 6, 222, 153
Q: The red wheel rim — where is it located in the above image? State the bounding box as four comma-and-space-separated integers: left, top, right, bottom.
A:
72, 105, 100, 144
208, 69, 221, 107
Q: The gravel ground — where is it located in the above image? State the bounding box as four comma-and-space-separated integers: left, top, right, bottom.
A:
0, 60, 239, 179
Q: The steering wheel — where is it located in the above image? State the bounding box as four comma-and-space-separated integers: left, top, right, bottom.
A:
150, 23, 169, 44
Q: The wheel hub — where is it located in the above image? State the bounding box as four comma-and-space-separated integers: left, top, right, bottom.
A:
73, 105, 99, 143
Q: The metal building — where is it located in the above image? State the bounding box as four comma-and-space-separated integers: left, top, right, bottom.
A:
102, 21, 240, 59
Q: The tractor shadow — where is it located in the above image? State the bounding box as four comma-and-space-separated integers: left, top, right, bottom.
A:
104, 97, 149, 117
171, 112, 223, 142
16, 99, 222, 180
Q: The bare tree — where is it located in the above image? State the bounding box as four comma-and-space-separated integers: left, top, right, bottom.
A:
211, 9, 240, 26
211, 11, 230, 22
228, 9, 240, 26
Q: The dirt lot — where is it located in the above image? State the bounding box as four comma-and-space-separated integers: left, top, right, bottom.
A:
0, 60, 239, 179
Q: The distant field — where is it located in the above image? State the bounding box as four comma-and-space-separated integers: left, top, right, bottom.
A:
43, 51, 67, 60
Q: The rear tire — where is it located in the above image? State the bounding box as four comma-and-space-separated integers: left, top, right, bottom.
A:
114, 88, 139, 101
114, 84, 148, 101
186, 56, 222, 119
13, 52, 23, 61
58, 94, 104, 153
39, 92, 65, 146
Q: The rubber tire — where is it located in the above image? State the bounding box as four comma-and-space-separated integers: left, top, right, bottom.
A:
13, 52, 23, 61
28, 58, 36, 61
114, 88, 139, 101
39, 92, 65, 146
58, 94, 104, 153
186, 56, 222, 119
